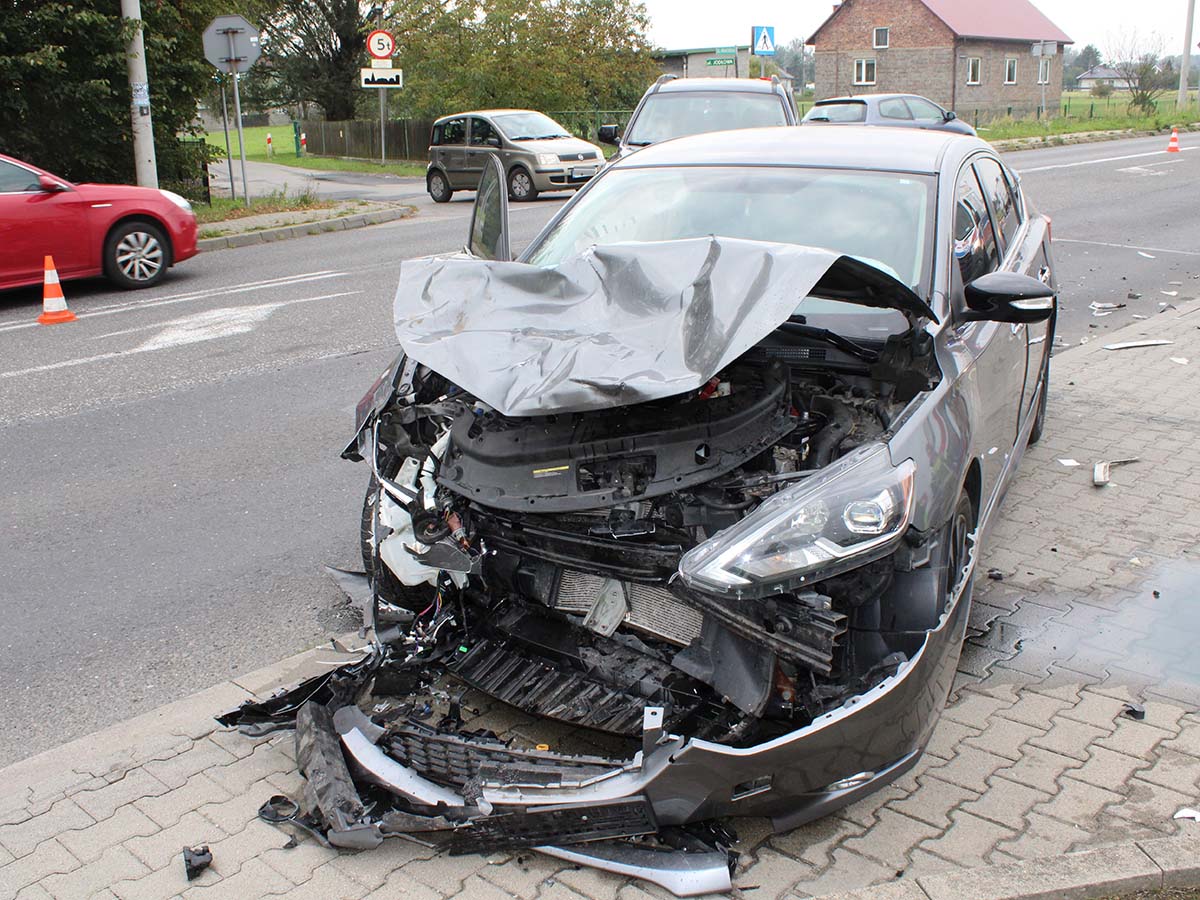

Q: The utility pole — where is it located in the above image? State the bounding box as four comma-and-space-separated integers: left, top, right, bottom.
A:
1180, 0, 1196, 111
121, 0, 158, 187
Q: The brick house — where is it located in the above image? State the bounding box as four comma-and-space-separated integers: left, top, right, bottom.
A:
808, 0, 1072, 117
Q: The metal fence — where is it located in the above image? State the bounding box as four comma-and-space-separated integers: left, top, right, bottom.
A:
299, 118, 434, 161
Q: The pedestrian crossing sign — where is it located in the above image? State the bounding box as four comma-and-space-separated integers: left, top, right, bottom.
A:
752, 26, 776, 56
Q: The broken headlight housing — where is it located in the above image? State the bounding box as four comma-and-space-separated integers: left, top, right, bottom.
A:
678, 444, 915, 599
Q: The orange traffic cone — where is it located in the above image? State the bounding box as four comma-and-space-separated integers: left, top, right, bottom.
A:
1167, 127, 1181, 153
37, 255, 76, 325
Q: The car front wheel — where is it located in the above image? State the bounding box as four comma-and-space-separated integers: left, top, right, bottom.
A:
428, 171, 452, 203
104, 221, 169, 289
507, 167, 538, 202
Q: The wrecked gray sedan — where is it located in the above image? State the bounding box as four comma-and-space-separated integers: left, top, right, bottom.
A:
221, 127, 1057, 895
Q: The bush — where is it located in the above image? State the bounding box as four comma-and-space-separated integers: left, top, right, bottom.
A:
1090, 82, 1115, 98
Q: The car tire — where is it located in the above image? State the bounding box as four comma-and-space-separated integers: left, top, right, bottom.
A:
104, 220, 170, 289
428, 171, 452, 203
1027, 354, 1050, 445
945, 491, 976, 606
507, 166, 538, 202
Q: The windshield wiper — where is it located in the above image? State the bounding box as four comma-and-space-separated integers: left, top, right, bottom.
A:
777, 319, 880, 364
626, 140, 653, 146
535, 133, 571, 139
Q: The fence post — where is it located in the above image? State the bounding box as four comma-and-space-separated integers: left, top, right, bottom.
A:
1089, 102, 1094, 119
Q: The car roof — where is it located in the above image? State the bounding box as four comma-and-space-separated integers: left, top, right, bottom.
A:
608, 124, 986, 175
654, 77, 782, 94
814, 93, 921, 104
433, 109, 548, 123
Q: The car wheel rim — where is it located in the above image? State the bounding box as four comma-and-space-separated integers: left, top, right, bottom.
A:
512, 173, 531, 197
431, 175, 445, 196
116, 231, 163, 282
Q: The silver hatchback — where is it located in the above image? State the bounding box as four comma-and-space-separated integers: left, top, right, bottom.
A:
427, 109, 604, 203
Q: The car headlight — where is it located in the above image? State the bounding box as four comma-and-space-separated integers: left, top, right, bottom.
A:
678, 444, 916, 599
535, 153, 559, 167
159, 189, 192, 212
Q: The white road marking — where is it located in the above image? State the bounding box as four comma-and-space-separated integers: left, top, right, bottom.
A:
1016, 146, 1196, 174
0, 271, 347, 335
1054, 238, 1200, 257
0, 290, 361, 379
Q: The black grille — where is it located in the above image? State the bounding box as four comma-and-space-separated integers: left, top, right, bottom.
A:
443, 799, 657, 853
557, 151, 599, 162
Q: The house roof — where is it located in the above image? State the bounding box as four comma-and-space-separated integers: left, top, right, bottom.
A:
809, 0, 1072, 45
1077, 65, 1122, 80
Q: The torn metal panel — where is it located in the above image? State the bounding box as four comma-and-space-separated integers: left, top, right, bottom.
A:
392, 238, 933, 417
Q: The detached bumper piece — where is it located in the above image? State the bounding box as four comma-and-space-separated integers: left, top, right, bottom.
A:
282, 697, 733, 896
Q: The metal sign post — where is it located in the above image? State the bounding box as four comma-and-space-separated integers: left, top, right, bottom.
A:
218, 77, 236, 200
366, 29, 396, 163
203, 15, 262, 206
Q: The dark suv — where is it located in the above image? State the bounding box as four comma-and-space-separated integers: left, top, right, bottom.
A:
598, 75, 797, 161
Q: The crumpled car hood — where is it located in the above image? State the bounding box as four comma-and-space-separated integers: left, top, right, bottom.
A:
393, 236, 934, 417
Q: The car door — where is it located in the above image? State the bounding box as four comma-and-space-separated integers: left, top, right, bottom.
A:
0, 159, 90, 289
465, 117, 499, 189
949, 160, 1027, 487
973, 156, 1053, 430
436, 117, 469, 188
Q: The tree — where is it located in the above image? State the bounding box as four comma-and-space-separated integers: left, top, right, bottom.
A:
773, 38, 813, 88
0, 0, 224, 185
1108, 34, 1173, 114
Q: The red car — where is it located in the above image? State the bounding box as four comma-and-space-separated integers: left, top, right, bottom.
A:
0, 153, 198, 291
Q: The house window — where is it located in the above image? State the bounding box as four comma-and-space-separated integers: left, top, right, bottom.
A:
1004, 58, 1017, 84
873, 27, 889, 49
1038, 58, 1051, 84
966, 57, 981, 85
854, 58, 876, 85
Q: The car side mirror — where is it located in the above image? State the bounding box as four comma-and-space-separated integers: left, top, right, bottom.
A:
962, 272, 1056, 323
486, 135, 501, 148
37, 174, 66, 193
467, 154, 511, 262
597, 124, 619, 145
944, 110, 958, 122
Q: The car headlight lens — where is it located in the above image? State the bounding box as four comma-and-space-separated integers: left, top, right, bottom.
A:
159, 189, 192, 212
535, 153, 559, 167
678, 444, 916, 598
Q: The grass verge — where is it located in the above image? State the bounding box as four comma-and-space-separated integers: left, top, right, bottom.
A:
204, 125, 426, 177
980, 113, 1183, 141
193, 186, 334, 225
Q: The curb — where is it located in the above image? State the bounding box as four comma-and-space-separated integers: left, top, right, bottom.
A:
820, 836, 1200, 900
196, 205, 416, 252
992, 122, 1200, 153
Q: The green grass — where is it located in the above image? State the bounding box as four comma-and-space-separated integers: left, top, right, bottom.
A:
203, 125, 426, 177
980, 112, 1174, 141
193, 185, 333, 225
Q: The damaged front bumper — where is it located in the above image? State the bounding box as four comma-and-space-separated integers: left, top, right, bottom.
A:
218, 542, 973, 896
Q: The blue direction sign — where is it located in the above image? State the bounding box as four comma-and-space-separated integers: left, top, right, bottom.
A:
752, 26, 776, 56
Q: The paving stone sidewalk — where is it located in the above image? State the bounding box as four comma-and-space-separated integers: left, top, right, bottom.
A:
3, 304, 1199, 900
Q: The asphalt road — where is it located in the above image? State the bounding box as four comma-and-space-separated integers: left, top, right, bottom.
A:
0, 134, 1197, 766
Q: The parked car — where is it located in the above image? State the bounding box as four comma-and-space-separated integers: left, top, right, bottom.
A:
802, 93, 976, 135
426, 110, 603, 203
222, 126, 1056, 896
598, 74, 798, 162
0, 153, 198, 291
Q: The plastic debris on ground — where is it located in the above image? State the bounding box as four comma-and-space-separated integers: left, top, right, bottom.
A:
183, 846, 212, 880
1138, 251, 1156, 259
1128, 292, 1143, 300
1170, 357, 1189, 365
1122, 703, 1147, 721
1174, 808, 1200, 822
1057, 458, 1081, 467
1093, 457, 1138, 487
1102, 339, 1174, 351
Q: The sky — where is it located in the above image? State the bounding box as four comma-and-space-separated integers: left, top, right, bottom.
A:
643, 0, 1199, 57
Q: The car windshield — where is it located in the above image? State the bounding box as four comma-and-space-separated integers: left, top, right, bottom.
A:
492, 112, 571, 140
525, 165, 934, 335
624, 92, 789, 145
804, 102, 867, 123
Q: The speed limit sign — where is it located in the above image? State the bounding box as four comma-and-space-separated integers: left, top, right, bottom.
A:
367, 29, 394, 59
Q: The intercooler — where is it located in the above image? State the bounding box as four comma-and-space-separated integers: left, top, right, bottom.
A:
554, 570, 704, 646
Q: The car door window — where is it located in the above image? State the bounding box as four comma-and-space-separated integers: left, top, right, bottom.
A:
878, 98, 913, 120
441, 118, 467, 146
471, 118, 498, 147
973, 157, 1020, 252
0, 160, 40, 192
953, 166, 999, 287
905, 97, 946, 124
